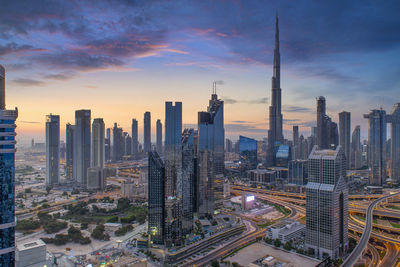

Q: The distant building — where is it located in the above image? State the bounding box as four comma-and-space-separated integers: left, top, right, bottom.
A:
148, 151, 165, 245
46, 114, 60, 185
156, 119, 162, 154
65, 123, 74, 179
292, 125, 299, 160
274, 143, 291, 167
131, 119, 139, 158
112, 123, 124, 162
288, 159, 308, 185
339, 111, 351, 169
0, 64, 18, 265
248, 168, 276, 186
306, 145, 348, 260
317, 97, 337, 149
73, 109, 91, 186
144, 112, 151, 154
105, 128, 111, 163
267, 220, 305, 243
86, 167, 105, 191
364, 109, 387, 186
15, 240, 53, 267
239, 135, 258, 171
124, 133, 132, 156
350, 125, 362, 169
387, 103, 400, 184
92, 118, 105, 168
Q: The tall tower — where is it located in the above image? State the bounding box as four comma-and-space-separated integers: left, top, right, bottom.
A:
46, 114, 60, 185
112, 123, 124, 162
267, 14, 283, 166
131, 119, 138, 158
144, 112, 151, 154
73, 109, 91, 186
92, 118, 105, 168
386, 103, 400, 184
317, 96, 328, 149
156, 119, 162, 154
66, 123, 74, 178
0, 65, 18, 265
339, 111, 351, 169
351, 126, 362, 169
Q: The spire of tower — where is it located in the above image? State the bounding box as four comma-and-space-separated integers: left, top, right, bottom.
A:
275, 13, 279, 52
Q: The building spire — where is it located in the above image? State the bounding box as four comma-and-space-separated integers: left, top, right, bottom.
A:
275, 13, 279, 53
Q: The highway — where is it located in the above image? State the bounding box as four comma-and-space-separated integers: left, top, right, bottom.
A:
342, 191, 400, 267
379, 243, 400, 267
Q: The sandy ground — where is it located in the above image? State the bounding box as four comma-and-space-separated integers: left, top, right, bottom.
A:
226, 242, 320, 267
260, 210, 284, 220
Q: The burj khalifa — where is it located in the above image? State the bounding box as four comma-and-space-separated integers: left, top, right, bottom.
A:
267, 15, 283, 166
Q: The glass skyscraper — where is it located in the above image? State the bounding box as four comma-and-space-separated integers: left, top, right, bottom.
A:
131, 118, 138, 158
0, 64, 18, 266
45, 114, 60, 185
156, 119, 162, 154
144, 112, 151, 154
239, 135, 258, 170
92, 118, 105, 168
73, 109, 91, 186
65, 123, 74, 179
306, 145, 348, 259
387, 103, 400, 184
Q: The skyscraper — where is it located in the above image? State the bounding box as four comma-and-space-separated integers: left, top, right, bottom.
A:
386, 103, 400, 184
144, 112, 151, 154
306, 145, 348, 259
156, 119, 162, 154
45, 114, 60, 185
267, 14, 284, 166
148, 151, 165, 245
182, 128, 196, 235
0, 64, 18, 265
124, 133, 132, 156
73, 109, 91, 186
92, 118, 105, 168
112, 123, 124, 162
105, 128, 111, 163
351, 125, 362, 169
239, 135, 258, 171
164, 101, 183, 247
339, 111, 351, 169
293, 125, 299, 160
66, 123, 74, 179
364, 109, 387, 186
131, 119, 138, 158
197, 86, 224, 216
316, 96, 337, 149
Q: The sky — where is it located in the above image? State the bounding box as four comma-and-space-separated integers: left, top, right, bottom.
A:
0, 0, 399, 146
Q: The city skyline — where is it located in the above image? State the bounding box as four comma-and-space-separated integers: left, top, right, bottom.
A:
1, 1, 399, 144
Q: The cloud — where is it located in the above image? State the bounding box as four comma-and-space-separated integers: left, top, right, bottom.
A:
19, 121, 41, 124
222, 96, 269, 105
225, 123, 266, 134
43, 73, 73, 80
283, 105, 313, 113
11, 78, 45, 87
231, 120, 253, 124
0, 42, 43, 56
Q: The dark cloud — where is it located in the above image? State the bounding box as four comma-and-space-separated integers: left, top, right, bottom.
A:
232, 120, 253, 124
225, 123, 266, 133
19, 121, 40, 124
0, 42, 41, 56
283, 105, 313, 113
11, 78, 45, 87
223, 96, 269, 105
43, 73, 73, 80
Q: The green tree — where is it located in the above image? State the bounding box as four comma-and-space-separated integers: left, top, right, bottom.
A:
283, 241, 292, 251
210, 260, 220, 267
46, 186, 51, 195
273, 238, 281, 247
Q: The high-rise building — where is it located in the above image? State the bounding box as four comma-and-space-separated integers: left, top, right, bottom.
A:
239, 135, 258, 171
267, 15, 284, 166
124, 133, 132, 156
92, 118, 105, 168
148, 151, 165, 245
164, 101, 183, 247
73, 110, 91, 186
225, 138, 233, 153
339, 111, 351, 169
66, 123, 74, 179
0, 64, 18, 265
45, 114, 60, 185
306, 145, 348, 259
288, 159, 308, 185
87, 167, 105, 191
131, 119, 138, 158
197, 86, 224, 216
350, 125, 362, 169
387, 103, 400, 184
316, 96, 337, 149
105, 128, 111, 163
182, 128, 196, 235
112, 123, 124, 162
144, 112, 151, 154
364, 109, 387, 186
156, 119, 162, 154
292, 125, 299, 160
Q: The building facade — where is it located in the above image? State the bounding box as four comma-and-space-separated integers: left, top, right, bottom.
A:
144, 112, 151, 154
387, 103, 400, 184
92, 118, 105, 168
350, 125, 362, 169
156, 119, 162, 154
0, 65, 18, 265
305, 145, 348, 260
73, 109, 91, 186
239, 136, 258, 171
45, 114, 60, 185
65, 123, 74, 179
339, 111, 351, 169
131, 119, 138, 158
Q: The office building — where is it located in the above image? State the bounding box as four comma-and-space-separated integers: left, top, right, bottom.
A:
15, 240, 53, 267
292, 125, 299, 160
105, 128, 111, 163
182, 128, 196, 235
274, 143, 291, 167
197, 85, 224, 216
288, 159, 308, 185
65, 123, 74, 179
148, 151, 165, 245
87, 167, 105, 191
0, 64, 18, 265
112, 123, 124, 162
387, 103, 400, 184
317, 96, 338, 150
306, 145, 348, 259
351, 125, 362, 169
45, 114, 60, 185
73, 109, 91, 186
339, 111, 351, 169
267, 220, 305, 243
225, 138, 233, 153
164, 101, 183, 247
124, 133, 132, 156
92, 118, 105, 168
156, 119, 162, 154
144, 112, 151, 154
364, 109, 387, 186
267, 15, 284, 166
239, 135, 258, 170
131, 119, 138, 158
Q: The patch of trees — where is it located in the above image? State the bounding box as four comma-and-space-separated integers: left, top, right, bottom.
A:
41, 226, 91, 245
114, 224, 133, 237
91, 224, 110, 241
16, 218, 40, 231
38, 212, 68, 234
